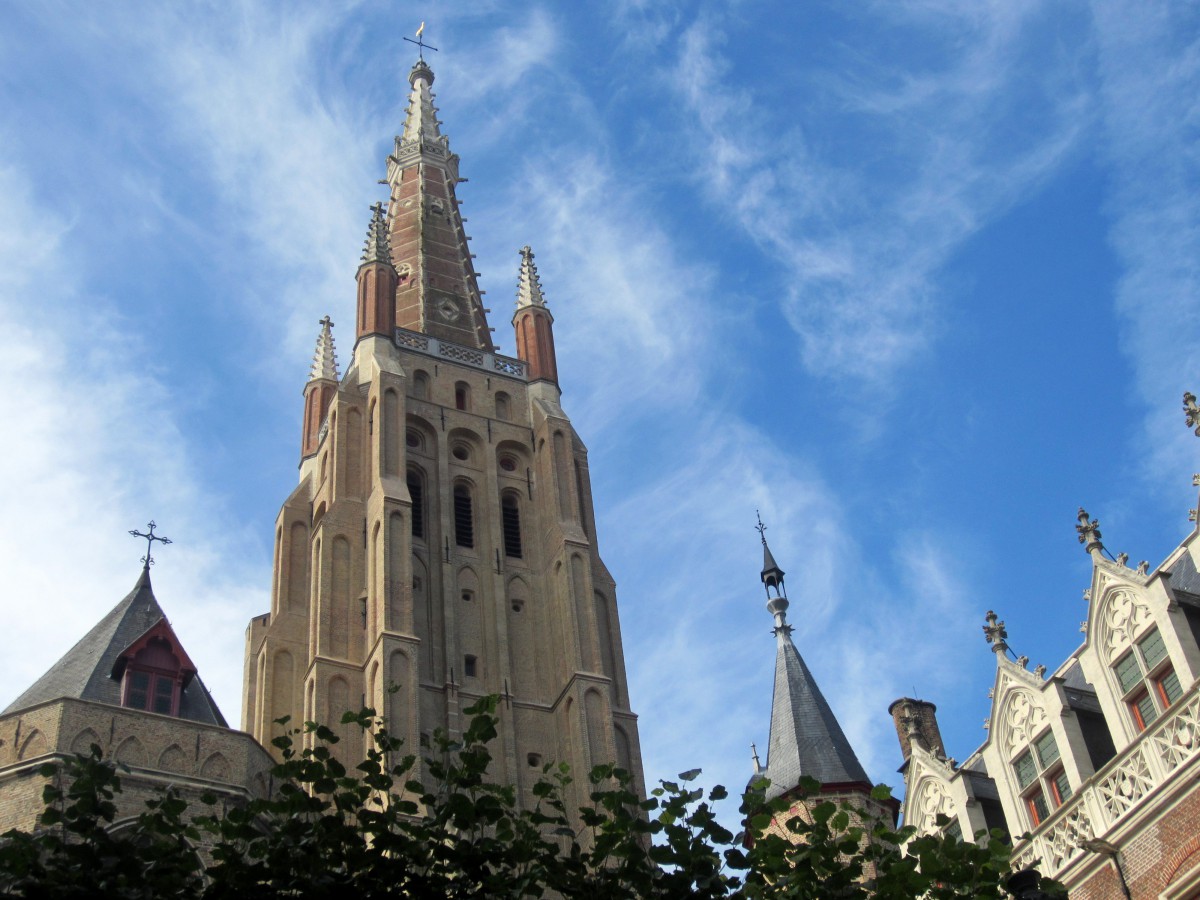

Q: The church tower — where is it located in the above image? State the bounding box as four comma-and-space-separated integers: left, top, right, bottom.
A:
242, 56, 644, 807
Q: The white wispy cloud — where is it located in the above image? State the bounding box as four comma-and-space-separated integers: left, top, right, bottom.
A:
0, 163, 263, 719
1089, 0, 1200, 498
665, 3, 1090, 387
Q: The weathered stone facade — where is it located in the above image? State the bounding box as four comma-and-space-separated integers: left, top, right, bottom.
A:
0, 697, 272, 834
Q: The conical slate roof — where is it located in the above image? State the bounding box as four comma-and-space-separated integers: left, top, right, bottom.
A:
750, 531, 871, 801
757, 632, 871, 800
3, 568, 226, 726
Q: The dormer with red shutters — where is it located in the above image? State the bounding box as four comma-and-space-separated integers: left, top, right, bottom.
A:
111, 620, 199, 718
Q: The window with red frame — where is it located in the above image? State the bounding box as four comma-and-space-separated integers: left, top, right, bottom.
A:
1115, 627, 1181, 732
1013, 730, 1072, 828
122, 636, 181, 716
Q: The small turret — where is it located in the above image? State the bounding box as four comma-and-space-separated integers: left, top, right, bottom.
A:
301, 317, 339, 459
512, 246, 558, 384
751, 516, 872, 801
356, 203, 397, 341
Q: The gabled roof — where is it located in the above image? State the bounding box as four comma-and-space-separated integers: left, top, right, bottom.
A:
3, 568, 227, 726
756, 631, 872, 800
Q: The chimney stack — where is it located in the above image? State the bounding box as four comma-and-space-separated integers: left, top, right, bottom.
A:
887, 697, 945, 760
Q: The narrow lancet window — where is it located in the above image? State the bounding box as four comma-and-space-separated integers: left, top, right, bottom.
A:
454, 483, 474, 548
502, 494, 522, 558
408, 470, 425, 539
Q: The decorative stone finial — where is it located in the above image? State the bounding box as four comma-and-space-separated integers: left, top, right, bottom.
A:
1033, 664, 1047, 678
1184, 392, 1200, 436
309, 316, 339, 383
515, 245, 548, 309
1076, 508, 1103, 555
1137, 560, 1149, 575
983, 610, 1008, 654
360, 202, 392, 266
1116, 552, 1129, 568
756, 511, 787, 601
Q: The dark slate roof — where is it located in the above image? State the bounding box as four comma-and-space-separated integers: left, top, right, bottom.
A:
3, 568, 227, 727
1165, 548, 1200, 596
753, 632, 871, 801
1058, 659, 1104, 714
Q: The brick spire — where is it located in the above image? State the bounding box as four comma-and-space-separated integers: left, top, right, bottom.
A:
513, 245, 558, 384
384, 59, 494, 351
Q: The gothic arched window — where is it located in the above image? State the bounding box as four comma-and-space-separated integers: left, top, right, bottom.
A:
1114, 627, 1182, 730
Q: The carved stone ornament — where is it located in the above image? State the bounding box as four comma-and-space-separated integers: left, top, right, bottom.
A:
1101, 589, 1154, 664
1000, 687, 1047, 757
436, 295, 461, 323
914, 777, 956, 835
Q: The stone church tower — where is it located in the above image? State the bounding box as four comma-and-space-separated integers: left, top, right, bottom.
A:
241, 57, 644, 807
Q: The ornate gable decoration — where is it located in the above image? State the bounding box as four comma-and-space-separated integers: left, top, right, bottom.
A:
912, 775, 956, 835
904, 748, 959, 836
992, 666, 1049, 759
1095, 586, 1154, 664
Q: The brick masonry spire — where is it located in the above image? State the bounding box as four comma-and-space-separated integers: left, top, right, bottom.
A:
384, 59, 494, 351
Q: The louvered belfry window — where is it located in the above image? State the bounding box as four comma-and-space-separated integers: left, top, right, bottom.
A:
454, 483, 474, 548
408, 470, 424, 538
502, 494, 522, 558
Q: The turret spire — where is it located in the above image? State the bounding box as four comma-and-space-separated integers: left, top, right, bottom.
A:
516, 246, 547, 309
512, 245, 559, 384
300, 317, 339, 459
751, 521, 871, 800
361, 202, 391, 266
310, 316, 339, 382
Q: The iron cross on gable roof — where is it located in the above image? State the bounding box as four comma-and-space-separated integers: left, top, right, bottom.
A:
129, 520, 172, 568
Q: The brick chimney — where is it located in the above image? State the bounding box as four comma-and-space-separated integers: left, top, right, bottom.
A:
887, 697, 945, 760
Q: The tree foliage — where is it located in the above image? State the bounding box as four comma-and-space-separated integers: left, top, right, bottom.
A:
0, 698, 1061, 899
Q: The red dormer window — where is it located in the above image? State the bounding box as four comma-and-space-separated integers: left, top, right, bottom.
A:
112, 622, 197, 718
122, 636, 181, 715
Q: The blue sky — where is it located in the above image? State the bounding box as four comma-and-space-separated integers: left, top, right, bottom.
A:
2, 0, 1199, 819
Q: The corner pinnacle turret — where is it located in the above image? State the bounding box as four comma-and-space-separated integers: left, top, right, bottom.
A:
301, 316, 339, 459
516, 246, 548, 309
309, 316, 339, 382
513, 245, 558, 384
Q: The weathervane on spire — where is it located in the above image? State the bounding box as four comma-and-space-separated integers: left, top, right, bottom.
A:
129, 520, 172, 569
404, 22, 439, 60
755, 510, 768, 544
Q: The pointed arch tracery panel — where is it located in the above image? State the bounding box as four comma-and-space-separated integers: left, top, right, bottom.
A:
1098, 588, 1155, 664
287, 521, 308, 610
384, 389, 402, 477
330, 536, 352, 657
270, 649, 295, 744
